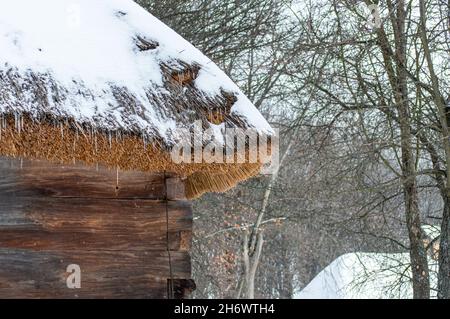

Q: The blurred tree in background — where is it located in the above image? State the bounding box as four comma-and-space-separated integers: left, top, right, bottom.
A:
137, 0, 449, 299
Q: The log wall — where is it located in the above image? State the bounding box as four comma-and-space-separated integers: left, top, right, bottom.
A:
0, 157, 193, 298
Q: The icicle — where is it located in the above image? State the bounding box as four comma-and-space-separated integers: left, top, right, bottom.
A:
14, 112, 20, 134
108, 131, 112, 149
143, 133, 147, 151
19, 113, 21, 134
1, 114, 6, 141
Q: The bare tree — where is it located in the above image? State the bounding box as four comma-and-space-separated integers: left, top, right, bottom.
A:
138, 0, 449, 299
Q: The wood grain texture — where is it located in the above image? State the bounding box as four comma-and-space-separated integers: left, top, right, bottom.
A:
0, 249, 190, 298
0, 197, 192, 251
0, 158, 186, 200
0, 157, 194, 298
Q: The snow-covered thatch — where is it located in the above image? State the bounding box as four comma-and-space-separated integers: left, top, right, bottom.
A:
0, 0, 273, 198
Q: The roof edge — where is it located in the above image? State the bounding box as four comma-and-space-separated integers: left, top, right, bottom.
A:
0, 113, 263, 198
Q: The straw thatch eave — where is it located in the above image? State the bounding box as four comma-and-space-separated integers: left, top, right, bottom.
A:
0, 113, 263, 199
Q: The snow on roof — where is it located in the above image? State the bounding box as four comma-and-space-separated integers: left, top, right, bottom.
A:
0, 0, 272, 144
296, 252, 439, 299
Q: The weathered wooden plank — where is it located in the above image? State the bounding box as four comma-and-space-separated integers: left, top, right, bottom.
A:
178, 230, 193, 251
166, 177, 187, 200
0, 157, 184, 199
0, 249, 190, 298
0, 198, 192, 251
0, 229, 188, 251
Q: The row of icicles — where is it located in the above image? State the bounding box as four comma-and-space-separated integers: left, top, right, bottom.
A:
0, 112, 159, 153
0, 112, 130, 188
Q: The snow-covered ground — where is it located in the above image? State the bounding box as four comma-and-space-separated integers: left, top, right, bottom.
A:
296, 226, 440, 299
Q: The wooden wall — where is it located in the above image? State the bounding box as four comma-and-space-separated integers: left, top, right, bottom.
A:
0, 157, 193, 298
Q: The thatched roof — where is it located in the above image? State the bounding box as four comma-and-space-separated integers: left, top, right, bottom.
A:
0, 0, 273, 198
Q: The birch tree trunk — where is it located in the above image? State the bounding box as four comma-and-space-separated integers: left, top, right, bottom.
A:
242, 231, 264, 299
236, 137, 293, 299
